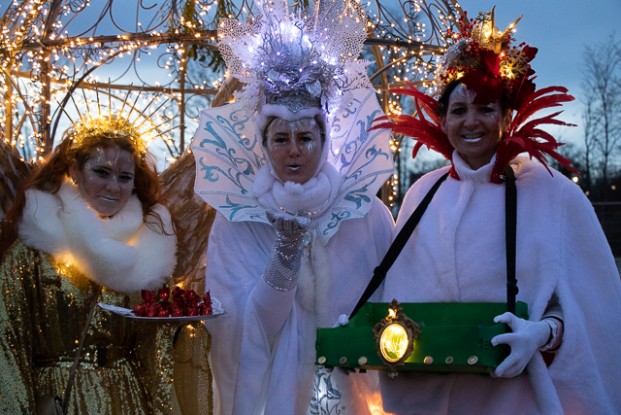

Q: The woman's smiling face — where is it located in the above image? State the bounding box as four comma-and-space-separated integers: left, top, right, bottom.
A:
442, 84, 509, 170
264, 117, 324, 184
70, 144, 136, 217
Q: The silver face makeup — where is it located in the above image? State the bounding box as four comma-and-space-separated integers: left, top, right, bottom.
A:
442, 84, 507, 170
71, 145, 136, 217
265, 117, 324, 184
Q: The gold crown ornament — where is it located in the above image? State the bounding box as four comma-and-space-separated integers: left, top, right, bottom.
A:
435, 7, 536, 108
67, 115, 147, 156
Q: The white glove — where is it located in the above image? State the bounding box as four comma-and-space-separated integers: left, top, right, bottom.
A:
491, 312, 550, 378
335, 314, 349, 327
263, 211, 310, 291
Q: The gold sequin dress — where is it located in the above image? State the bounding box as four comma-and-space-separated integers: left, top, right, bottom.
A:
0, 182, 179, 414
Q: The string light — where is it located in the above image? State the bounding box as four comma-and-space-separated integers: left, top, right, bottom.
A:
1, 0, 461, 205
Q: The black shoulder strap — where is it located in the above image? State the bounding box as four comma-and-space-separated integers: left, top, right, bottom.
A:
349, 172, 449, 318
504, 166, 518, 314
350, 167, 519, 319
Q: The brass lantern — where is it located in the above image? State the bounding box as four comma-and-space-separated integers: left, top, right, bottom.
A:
373, 299, 420, 376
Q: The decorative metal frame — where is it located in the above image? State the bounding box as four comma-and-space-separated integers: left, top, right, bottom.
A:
373, 298, 420, 375
1, 1, 461, 168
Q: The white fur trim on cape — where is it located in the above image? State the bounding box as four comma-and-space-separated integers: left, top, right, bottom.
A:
252, 162, 343, 226
19, 180, 176, 292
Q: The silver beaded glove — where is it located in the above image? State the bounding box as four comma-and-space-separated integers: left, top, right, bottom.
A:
263, 211, 310, 292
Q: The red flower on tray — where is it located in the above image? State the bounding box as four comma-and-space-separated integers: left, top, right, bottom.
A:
133, 285, 213, 317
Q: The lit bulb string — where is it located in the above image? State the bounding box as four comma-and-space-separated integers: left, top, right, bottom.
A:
1, 0, 461, 188
0, 70, 45, 157
3, 7, 450, 95
6, 69, 213, 159
1, 0, 217, 45
48, 47, 136, 143
365, 48, 452, 207
17, 31, 219, 52
5, 69, 210, 140
33, 76, 219, 95
5, 31, 220, 150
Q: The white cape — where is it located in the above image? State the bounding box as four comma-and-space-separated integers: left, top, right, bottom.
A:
380, 155, 621, 415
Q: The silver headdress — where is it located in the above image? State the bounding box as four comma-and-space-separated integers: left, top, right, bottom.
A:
191, 0, 394, 244
217, 0, 370, 117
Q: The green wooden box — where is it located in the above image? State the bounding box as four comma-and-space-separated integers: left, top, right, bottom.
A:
316, 301, 528, 374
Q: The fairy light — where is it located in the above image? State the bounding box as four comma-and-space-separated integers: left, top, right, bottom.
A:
2, 0, 457, 206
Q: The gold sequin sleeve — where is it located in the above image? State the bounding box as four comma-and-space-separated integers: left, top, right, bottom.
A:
0, 241, 183, 415
0, 242, 38, 413
172, 322, 213, 414
134, 318, 177, 414
0, 240, 215, 414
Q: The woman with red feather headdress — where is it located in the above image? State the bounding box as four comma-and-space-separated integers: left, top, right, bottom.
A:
376, 9, 621, 414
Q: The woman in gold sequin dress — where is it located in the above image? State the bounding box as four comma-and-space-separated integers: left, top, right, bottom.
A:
0, 116, 178, 414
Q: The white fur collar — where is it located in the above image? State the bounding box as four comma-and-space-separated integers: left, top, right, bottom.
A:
19, 180, 176, 292
252, 163, 343, 223
452, 151, 496, 184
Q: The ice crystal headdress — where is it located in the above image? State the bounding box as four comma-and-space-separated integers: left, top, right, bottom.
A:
217, 0, 370, 118
373, 8, 576, 183
191, 0, 394, 244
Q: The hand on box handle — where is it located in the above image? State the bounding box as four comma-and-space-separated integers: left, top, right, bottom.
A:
491, 312, 551, 378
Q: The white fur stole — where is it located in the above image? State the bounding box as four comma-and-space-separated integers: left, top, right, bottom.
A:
19, 180, 176, 292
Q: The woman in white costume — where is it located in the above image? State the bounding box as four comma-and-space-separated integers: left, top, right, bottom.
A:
376, 10, 621, 415
191, 1, 395, 414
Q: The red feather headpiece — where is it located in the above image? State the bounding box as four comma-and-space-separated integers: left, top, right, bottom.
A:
373, 9, 577, 183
